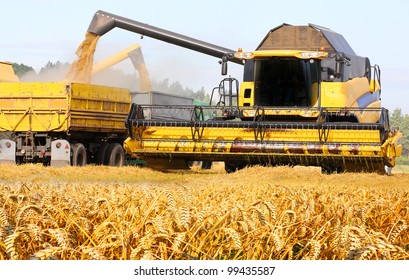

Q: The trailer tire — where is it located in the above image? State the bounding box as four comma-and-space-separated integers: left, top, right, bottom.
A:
105, 143, 125, 167
96, 143, 110, 165
71, 143, 87, 166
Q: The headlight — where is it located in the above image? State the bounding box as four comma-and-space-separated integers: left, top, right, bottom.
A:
234, 52, 254, 59
298, 51, 327, 59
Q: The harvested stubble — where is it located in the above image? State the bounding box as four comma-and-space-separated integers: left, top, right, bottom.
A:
0, 164, 408, 260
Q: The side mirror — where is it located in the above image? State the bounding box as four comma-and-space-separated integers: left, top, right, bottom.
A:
334, 53, 351, 78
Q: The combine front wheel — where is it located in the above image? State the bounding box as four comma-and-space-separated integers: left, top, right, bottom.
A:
224, 161, 247, 173
321, 164, 344, 174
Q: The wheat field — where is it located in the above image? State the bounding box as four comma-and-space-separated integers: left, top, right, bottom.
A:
0, 163, 408, 260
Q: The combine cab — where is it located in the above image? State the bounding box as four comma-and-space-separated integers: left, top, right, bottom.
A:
88, 11, 402, 173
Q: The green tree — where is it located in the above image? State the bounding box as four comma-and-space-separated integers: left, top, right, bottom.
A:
152, 78, 170, 92
12, 63, 35, 78
169, 80, 184, 95
151, 78, 210, 101
39, 61, 70, 75
390, 108, 403, 126
193, 87, 207, 101
389, 108, 409, 164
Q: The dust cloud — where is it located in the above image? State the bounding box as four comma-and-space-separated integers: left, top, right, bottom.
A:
18, 30, 210, 96
91, 67, 139, 91
64, 31, 149, 91
20, 63, 70, 82
19, 57, 145, 93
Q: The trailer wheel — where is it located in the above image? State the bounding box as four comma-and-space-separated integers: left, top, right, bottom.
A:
71, 143, 87, 166
105, 143, 125, 166
96, 143, 110, 165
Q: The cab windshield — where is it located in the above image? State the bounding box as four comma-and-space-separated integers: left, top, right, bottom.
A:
253, 58, 320, 107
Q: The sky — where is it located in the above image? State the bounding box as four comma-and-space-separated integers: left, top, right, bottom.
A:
2, 0, 409, 113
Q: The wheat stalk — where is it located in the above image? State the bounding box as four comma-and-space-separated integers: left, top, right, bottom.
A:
0, 208, 9, 227
1, 165, 409, 260
388, 220, 407, 243
48, 228, 75, 249
302, 240, 321, 260
5, 231, 21, 260
223, 228, 241, 250
80, 246, 106, 260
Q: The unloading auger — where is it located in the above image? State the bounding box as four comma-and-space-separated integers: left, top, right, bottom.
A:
86, 11, 402, 173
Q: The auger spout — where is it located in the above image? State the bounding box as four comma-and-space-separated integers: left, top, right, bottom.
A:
87, 10, 242, 64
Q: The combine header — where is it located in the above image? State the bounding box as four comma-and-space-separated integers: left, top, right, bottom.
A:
72, 11, 406, 172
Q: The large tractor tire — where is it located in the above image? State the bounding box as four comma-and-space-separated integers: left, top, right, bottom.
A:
71, 143, 87, 166
96, 143, 110, 165
104, 143, 125, 166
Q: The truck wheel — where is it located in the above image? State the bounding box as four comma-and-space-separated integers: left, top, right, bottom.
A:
96, 143, 109, 165
71, 143, 87, 166
105, 143, 125, 166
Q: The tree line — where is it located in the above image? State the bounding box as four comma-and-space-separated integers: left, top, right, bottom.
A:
12, 61, 209, 101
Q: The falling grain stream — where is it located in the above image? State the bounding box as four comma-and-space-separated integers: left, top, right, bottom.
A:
66, 32, 100, 83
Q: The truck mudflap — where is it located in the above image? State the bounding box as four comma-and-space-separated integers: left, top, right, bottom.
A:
0, 139, 16, 164
50, 140, 71, 167
124, 105, 402, 173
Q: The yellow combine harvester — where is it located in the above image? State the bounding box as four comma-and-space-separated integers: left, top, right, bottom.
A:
83, 10, 402, 174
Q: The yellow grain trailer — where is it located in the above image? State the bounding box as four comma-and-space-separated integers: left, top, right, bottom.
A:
0, 82, 130, 166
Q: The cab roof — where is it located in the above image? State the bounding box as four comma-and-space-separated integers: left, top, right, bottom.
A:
257, 23, 356, 56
